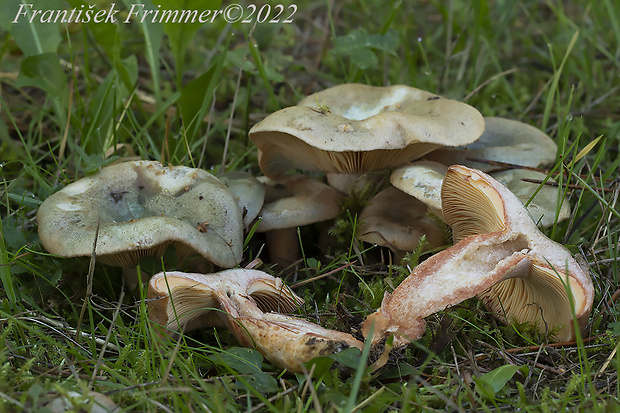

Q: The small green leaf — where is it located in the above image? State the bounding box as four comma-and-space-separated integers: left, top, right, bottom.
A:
608, 321, 620, 335
3, 0, 64, 56
179, 49, 226, 143
209, 347, 264, 374
1, 216, 29, 250
348, 48, 378, 70
327, 347, 362, 369
16, 53, 67, 101
332, 28, 399, 70
236, 372, 279, 393
303, 356, 335, 382
179, 66, 219, 131
475, 364, 521, 398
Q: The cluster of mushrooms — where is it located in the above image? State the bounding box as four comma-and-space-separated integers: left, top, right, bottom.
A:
37, 84, 594, 373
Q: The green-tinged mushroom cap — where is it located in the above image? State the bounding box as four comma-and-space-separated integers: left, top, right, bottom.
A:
426, 117, 557, 171
250, 84, 484, 177
37, 160, 243, 268
220, 171, 265, 230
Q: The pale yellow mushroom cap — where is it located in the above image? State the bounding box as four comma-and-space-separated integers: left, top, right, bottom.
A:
255, 175, 341, 232
250, 84, 484, 177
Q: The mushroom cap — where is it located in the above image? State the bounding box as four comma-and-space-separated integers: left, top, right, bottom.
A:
390, 161, 448, 219
358, 186, 445, 252
255, 175, 342, 232
250, 84, 484, 177
362, 165, 593, 344
147, 269, 303, 333
219, 171, 265, 229
426, 117, 558, 171
390, 161, 571, 227
37, 161, 243, 268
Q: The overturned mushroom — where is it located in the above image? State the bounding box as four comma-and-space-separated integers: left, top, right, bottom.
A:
37, 161, 244, 288
256, 175, 342, 268
250, 84, 484, 177
391, 161, 571, 226
358, 187, 445, 261
148, 269, 363, 372
148, 269, 303, 333
425, 117, 557, 171
363, 165, 593, 346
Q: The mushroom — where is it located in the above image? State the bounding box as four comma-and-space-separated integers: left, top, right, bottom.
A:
249, 84, 484, 178
148, 269, 363, 372
391, 161, 571, 226
255, 175, 342, 268
357, 186, 445, 261
362, 165, 593, 346
148, 269, 303, 334
219, 171, 265, 230
37, 161, 244, 288
425, 117, 558, 172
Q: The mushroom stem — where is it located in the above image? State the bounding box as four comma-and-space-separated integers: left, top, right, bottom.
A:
122, 267, 141, 291
265, 228, 300, 270
230, 295, 363, 371
363, 233, 526, 345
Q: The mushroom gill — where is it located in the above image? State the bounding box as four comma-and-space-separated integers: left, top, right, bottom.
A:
442, 166, 506, 242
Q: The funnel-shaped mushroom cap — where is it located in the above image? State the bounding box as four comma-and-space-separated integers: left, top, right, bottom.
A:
255, 175, 341, 232
219, 171, 265, 229
362, 165, 593, 345
148, 269, 362, 372
37, 161, 243, 268
391, 161, 571, 227
358, 186, 444, 253
426, 117, 558, 171
147, 269, 303, 333
250, 84, 484, 177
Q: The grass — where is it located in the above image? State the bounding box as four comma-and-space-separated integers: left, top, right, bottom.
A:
1, 0, 620, 410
